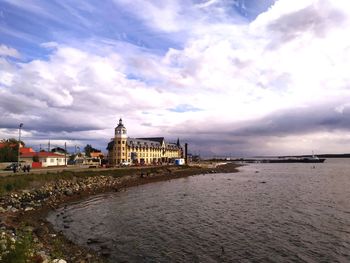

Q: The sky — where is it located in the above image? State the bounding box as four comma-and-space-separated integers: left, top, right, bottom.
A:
1, 0, 350, 157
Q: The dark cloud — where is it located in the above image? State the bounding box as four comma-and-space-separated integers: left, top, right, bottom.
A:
266, 1, 346, 48
0, 94, 34, 114
233, 104, 350, 137
0, 111, 105, 133
168, 101, 350, 156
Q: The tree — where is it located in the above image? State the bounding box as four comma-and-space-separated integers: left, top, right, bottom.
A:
2, 138, 25, 147
84, 144, 100, 157
0, 138, 24, 162
51, 147, 67, 154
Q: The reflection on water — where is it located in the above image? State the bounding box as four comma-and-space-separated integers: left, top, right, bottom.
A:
48, 159, 350, 262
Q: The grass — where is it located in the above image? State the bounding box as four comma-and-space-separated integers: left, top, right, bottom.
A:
1, 231, 34, 263
0, 166, 188, 195
50, 237, 65, 260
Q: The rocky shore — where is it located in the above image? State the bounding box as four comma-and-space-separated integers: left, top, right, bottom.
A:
0, 163, 240, 262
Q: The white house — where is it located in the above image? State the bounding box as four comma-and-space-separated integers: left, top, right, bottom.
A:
21, 152, 67, 167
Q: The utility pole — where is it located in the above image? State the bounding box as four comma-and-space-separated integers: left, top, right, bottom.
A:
17, 123, 23, 171
48, 140, 50, 152
64, 142, 67, 167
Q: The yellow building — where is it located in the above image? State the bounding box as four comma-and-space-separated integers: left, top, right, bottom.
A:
107, 119, 183, 165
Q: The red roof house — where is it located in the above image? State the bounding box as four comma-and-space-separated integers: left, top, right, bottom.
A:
20, 152, 67, 167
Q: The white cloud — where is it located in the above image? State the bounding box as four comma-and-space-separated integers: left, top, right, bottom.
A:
0, 44, 20, 58
1, 0, 350, 155
112, 0, 185, 32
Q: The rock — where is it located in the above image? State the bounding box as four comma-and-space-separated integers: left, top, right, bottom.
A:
24, 206, 34, 211
64, 189, 73, 196
52, 259, 67, 263
1, 242, 6, 251
0, 207, 5, 213
37, 251, 50, 263
87, 238, 100, 244
34, 226, 49, 238
101, 251, 111, 257
10, 207, 18, 213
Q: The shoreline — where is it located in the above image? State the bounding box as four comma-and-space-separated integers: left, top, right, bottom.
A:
0, 163, 240, 262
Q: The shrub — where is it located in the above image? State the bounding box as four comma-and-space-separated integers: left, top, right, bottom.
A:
1, 231, 34, 263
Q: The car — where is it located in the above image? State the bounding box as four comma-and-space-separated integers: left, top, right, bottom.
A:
4, 163, 17, 171
3, 162, 26, 171
121, 161, 130, 166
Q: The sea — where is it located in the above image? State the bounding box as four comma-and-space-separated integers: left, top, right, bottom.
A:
47, 158, 350, 262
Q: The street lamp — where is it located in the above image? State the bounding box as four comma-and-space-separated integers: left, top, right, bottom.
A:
17, 123, 23, 171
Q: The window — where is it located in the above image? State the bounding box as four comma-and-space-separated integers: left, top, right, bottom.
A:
50, 159, 54, 163
122, 141, 125, 144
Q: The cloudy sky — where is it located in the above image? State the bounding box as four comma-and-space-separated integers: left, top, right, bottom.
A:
1, 0, 350, 157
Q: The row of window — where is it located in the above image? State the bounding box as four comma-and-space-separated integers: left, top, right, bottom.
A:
114, 143, 178, 151
43, 158, 65, 163
115, 158, 171, 163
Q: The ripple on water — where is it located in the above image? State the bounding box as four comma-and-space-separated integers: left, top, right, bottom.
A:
48, 159, 350, 262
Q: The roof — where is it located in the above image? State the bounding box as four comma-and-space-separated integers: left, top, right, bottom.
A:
107, 137, 182, 151
21, 152, 64, 158
20, 147, 35, 154
0, 142, 20, 148
136, 137, 165, 144
116, 118, 126, 129
90, 152, 103, 158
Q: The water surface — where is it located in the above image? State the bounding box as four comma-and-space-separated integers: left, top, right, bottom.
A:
48, 159, 350, 262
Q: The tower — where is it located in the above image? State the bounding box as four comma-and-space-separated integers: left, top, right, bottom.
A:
114, 118, 127, 164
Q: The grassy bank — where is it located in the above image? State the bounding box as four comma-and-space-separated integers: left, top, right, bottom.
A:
0, 165, 197, 195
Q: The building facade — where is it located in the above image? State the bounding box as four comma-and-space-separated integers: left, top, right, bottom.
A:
21, 152, 67, 167
107, 119, 182, 165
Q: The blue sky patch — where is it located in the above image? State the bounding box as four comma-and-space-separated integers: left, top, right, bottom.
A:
168, 104, 202, 113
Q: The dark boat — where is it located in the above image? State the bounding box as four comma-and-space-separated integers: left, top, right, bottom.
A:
262, 156, 326, 163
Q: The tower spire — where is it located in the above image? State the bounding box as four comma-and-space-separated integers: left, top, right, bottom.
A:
115, 117, 127, 137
